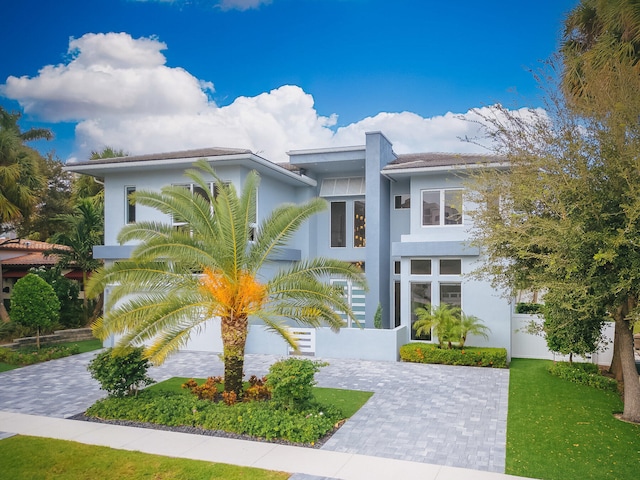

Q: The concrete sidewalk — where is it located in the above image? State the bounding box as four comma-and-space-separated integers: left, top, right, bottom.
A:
0, 411, 532, 480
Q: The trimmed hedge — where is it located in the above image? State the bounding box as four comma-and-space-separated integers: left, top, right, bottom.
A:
0, 344, 80, 365
547, 361, 618, 392
400, 343, 508, 368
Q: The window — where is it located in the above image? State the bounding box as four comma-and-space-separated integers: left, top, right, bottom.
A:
411, 259, 431, 275
171, 182, 225, 229
440, 259, 461, 275
422, 189, 463, 226
354, 200, 365, 248
331, 278, 366, 327
330, 202, 346, 247
410, 282, 431, 340
320, 177, 365, 196
394, 261, 401, 275
394, 194, 410, 209
125, 186, 136, 224
440, 283, 461, 307
394, 281, 401, 328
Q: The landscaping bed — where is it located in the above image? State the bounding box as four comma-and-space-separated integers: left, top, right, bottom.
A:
0, 339, 102, 371
399, 342, 508, 368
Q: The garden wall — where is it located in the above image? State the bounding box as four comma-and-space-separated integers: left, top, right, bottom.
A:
5, 328, 94, 349
511, 314, 614, 365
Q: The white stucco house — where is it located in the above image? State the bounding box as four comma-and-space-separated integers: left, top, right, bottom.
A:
67, 131, 608, 363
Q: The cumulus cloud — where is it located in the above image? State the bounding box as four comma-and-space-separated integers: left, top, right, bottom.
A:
218, 0, 272, 10
2, 32, 514, 163
2, 33, 212, 122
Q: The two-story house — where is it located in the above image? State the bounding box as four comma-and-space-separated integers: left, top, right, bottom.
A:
65, 132, 513, 360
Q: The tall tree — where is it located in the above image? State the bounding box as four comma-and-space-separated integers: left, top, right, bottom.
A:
468, 67, 640, 422
87, 160, 366, 395
47, 199, 104, 323
0, 107, 51, 227
18, 153, 75, 241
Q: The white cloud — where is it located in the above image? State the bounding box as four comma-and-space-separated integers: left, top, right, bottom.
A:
2, 32, 515, 163
2, 33, 212, 122
218, 0, 272, 10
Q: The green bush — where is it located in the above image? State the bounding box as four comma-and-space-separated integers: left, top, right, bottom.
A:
87, 347, 155, 397
547, 361, 618, 392
86, 390, 342, 444
515, 302, 543, 314
32, 267, 84, 329
399, 343, 508, 368
0, 344, 80, 365
10, 273, 60, 347
266, 358, 327, 411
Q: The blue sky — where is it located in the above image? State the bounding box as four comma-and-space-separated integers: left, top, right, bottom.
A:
1, 0, 579, 162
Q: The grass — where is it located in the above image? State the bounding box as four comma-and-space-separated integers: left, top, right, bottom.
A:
0, 338, 102, 372
148, 376, 373, 418
506, 358, 640, 480
0, 435, 288, 480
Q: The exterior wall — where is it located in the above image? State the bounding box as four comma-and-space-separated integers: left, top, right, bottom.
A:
511, 314, 615, 365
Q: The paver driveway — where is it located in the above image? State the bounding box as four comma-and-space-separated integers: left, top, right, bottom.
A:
0, 351, 509, 473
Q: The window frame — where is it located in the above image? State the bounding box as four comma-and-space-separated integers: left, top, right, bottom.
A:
125, 186, 136, 224
421, 188, 464, 227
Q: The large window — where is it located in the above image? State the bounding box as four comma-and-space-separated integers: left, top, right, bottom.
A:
354, 200, 365, 248
422, 189, 463, 226
331, 201, 346, 247
410, 282, 432, 340
125, 186, 136, 224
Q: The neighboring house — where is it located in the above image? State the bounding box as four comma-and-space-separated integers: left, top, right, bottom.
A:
0, 238, 84, 312
62, 132, 519, 361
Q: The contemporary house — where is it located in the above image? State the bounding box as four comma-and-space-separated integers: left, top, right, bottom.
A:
63, 132, 523, 361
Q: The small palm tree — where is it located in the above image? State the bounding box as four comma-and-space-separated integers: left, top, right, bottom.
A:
413, 303, 461, 349
458, 313, 490, 348
87, 160, 366, 395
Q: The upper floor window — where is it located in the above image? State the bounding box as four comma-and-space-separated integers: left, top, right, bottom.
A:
394, 194, 410, 209
331, 201, 346, 247
354, 200, 365, 248
440, 259, 462, 275
125, 186, 136, 224
422, 189, 463, 226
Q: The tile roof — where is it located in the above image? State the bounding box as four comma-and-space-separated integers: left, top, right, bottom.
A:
383, 152, 505, 171
2, 252, 61, 266
66, 147, 253, 167
0, 239, 71, 252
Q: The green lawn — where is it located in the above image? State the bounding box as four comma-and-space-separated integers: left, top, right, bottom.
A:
0, 338, 102, 372
0, 435, 288, 480
507, 358, 640, 480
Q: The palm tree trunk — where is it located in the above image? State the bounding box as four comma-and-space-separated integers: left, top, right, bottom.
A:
221, 315, 248, 396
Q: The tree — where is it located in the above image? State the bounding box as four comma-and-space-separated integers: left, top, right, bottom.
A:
18, 153, 75, 241
72, 147, 127, 208
413, 303, 461, 349
32, 266, 83, 329
10, 273, 60, 349
458, 313, 491, 349
47, 199, 104, 323
467, 68, 640, 422
0, 106, 51, 228
87, 160, 366, 395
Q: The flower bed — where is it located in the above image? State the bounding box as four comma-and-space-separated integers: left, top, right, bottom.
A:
399, 343, 508, 368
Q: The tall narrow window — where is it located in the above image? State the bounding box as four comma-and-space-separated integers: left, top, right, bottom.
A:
444, 190, 463, 225
353, 200, 365, 248
422, 191, 440, 225
410, 282, 431, 340
440, 283, 462, 307
394, 281, 401, 328
331, 201, 346, 247
125, 186, 136, 224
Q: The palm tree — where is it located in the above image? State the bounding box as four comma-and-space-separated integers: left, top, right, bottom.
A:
458, 313, 490, 348
46, 199, 104, 323
413, 303, 461, 349
561, 0, 640, 110
87, 160, 366, 395
0, 106, 51, 225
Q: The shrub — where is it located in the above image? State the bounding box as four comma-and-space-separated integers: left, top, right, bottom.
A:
244, 375, 271, 402
266, 358, 327, 411
87, 347, 155, 397
547, 361, 618, 392
10, 273, 60, 348
0, 344, 80, 365
182, 376, 223, 401
515, 302, 543, 314
86, 390, 342, 444
399, 343, 508, 368
32, 267, 84, 329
